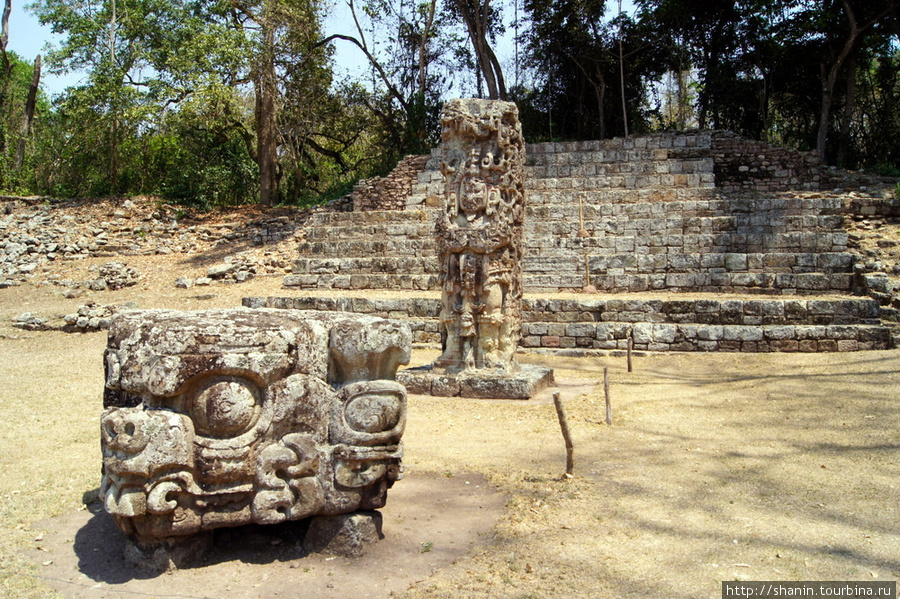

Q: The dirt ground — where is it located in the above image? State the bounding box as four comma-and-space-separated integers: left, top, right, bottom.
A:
0, 253, 898, 599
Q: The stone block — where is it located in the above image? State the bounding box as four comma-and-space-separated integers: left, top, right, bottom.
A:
826, 325, 858, 340
652, 323, 677, 343
837, 339, 859, 352
698, 326, 726, 347
725, 253, 748, 271
101, 309, 411, 556
304, 512, 384, 557
796, 325, 826, 340
542, 335, 561, 347
521, 335, 541, 347
797, 339, 817, 352
566, 323, 598, 337
818, 339, 838, 352
632, 323, 653, 344
723, 326, 764, 342
764, 325, 796, 340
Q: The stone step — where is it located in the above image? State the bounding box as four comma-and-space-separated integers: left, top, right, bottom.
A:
524, 231, 848, 254
524, 161, 713, 181
524, 252, 856, 274
303, 222, 435, 243
527, 149, 701, 166
245, 295, 892, 352
307, 208, 435, 227
524, 271, 853, 295
282, 272, 438, 291
300, 210, 847, 253
289, 250, 855, 294
527, 192, 845, 213
526, 175, 716, 192
291, 255, 438, 275
250, 295, 883, 326
517, 322, 891, 353
297, 239, 435, 258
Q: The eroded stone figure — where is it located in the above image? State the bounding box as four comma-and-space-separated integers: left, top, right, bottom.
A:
434, 98, 526, 373
99, 308, 410, 562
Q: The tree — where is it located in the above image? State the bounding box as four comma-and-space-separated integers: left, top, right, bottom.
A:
0, 51, 49, 190
319, 0, 450, 156
811, 0, 899, 157
521, 0, 665, 140
450, 0, 506, 99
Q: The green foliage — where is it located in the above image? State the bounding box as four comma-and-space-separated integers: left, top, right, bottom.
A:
872, 164, 900, 178
3, 0, 900, 204
0, 52, 50, 193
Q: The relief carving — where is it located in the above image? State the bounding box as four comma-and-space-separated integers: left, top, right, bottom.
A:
434, 98, 526, 374
99, 308, 411, 548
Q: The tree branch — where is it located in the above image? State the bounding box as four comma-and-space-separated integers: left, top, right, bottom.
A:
317, 33, 409, 112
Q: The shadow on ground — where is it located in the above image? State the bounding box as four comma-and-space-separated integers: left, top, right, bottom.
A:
31, 471, 505, 599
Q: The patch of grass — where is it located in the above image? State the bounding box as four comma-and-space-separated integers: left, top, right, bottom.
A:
872, 163, 900, 178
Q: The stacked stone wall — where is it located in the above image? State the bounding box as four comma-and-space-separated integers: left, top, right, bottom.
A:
291, 131, 896, 297
245, 296, 892, 353
351, 155, 430, 211
712, 131, 823, 193
527, 132, 716, 193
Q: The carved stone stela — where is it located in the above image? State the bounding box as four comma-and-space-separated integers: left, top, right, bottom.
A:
100, 308, 411, 567
434, 98, 525, 372
398, 99, 553, 399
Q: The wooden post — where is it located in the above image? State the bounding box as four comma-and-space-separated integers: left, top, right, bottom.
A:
604, 367, 612, 425
584, 254, 591, 287
627, 336, 633, 373
577, 194, 589, 237
552, 392, 574, 478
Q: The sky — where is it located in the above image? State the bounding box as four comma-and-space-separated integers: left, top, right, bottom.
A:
6, 0, 637, 98
7, 1, 85, 95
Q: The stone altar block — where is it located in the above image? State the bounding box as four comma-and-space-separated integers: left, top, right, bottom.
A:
100, 308, 411, 567
397, 98, 553, 399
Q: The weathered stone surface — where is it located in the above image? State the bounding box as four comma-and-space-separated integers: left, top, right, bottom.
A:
100, 308, 411, 554
303, 511, 383, 557
433, 99, 526, 374
397, 364, 554, 400
398, 98, 555, 397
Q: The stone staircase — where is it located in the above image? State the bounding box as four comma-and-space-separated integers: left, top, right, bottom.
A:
270, 132, 897, 353
525, 193, 854, 294
284, 209, 439, 291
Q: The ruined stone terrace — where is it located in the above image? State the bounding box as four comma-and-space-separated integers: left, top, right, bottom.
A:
266, 131, 900, 353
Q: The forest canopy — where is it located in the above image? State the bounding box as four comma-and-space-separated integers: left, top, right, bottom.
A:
1, 0, 898, 207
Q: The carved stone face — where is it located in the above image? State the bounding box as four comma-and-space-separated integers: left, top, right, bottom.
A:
100, 308, 411, 542
459, 177, 488, 215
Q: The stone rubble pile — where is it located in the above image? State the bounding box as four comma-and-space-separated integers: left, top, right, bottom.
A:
63, 302, 137, 332
0, 197, 304, 287
350, 155, 431, 212
85, 262, 141, 290
12, 301, 136, 332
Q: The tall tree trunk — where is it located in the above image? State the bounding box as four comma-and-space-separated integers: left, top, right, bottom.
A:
109, 0, 119, 192
817, 0, 895, 159
455, 0, 506, 100
1, 0, 10, 75
256, 16, 278, 207
417, 0, 437, 98
837, 54, 857, 167
617, 0, 628, 136
596, 66, 606, 139
14, 54, 40, 170
0, 0, 11, 157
